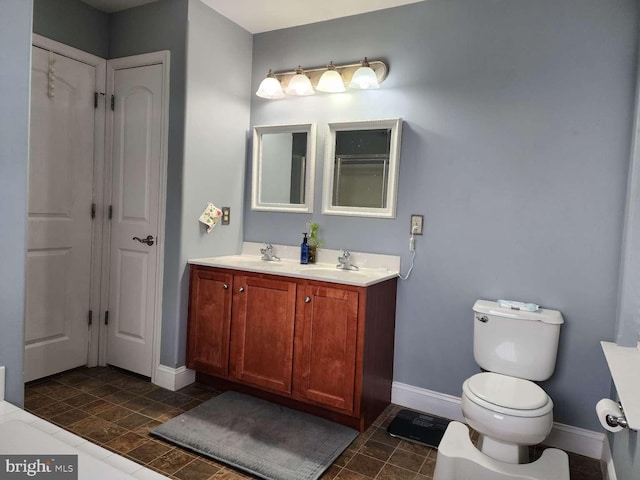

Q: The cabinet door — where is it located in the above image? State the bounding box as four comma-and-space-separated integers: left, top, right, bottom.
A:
297, 284, 359, 412
231, 275, 297, 393
186, 267, 233, 377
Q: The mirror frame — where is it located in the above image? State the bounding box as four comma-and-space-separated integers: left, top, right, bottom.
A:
321, 118, 402, 218
251, 123, 316, 213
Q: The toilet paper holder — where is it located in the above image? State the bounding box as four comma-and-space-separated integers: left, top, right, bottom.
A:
606, 402, 630, 430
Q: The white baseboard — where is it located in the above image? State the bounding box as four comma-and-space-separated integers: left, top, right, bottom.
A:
392, 381, 465, 422
153, 365, 196, 392
544, 421, 604, 460
391, 381, 605, 460
601, 436, 618, 480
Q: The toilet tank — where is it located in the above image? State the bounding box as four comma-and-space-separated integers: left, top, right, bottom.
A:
472, 300, 564, 381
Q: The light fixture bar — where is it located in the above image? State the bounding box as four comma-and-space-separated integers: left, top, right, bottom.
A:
271, 60, 388, 90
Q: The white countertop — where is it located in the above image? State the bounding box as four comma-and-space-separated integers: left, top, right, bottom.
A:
601, 341, 640, 430
188, 242, 400, 287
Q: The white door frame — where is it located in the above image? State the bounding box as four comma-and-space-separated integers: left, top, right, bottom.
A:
102, 51, 170, 384
30, 34, 106, 370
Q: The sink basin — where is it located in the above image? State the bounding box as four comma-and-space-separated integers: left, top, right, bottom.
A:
298, 266, 364, 275
232, 259, 283, 268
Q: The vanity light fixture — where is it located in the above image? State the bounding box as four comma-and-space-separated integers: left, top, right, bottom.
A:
348, 57, 380, 90
256, 58, 388, 99
316, 62, 346, 93
285, 66, 315, 96
256, 69, 285, 99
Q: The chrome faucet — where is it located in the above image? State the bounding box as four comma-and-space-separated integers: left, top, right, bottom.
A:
260, 243, 280, 261
337, 249, 359, 270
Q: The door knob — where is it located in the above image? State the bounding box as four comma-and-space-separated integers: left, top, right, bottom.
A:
304, 296, 311, 303
133, 235, 155, 246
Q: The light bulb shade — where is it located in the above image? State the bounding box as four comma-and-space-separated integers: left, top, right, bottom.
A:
256, 74, 285, 99
316, 69, 346, 93
348, 66, 380, 90
285, 73, 315, 96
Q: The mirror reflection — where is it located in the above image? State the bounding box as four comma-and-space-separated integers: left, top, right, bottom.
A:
260, 132, 307, 204
322, 118, 402, 218
333, 129, 392, 208
252, 123, 316, 213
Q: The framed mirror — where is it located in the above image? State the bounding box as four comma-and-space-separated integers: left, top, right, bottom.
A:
322, 118, 402, 218
251, 123, 316, 213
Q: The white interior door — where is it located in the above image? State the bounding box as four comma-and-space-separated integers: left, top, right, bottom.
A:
106, 61, 166, 377
25, 47, 96, 382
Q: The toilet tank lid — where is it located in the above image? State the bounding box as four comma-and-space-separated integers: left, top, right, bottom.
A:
473, 300, 564, 325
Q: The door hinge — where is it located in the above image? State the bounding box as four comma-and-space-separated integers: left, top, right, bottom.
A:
94, 91, 105, 109
104, 311, 109, 325
91, 202, 96, 219
88, 310, 93, 326
110, 95, 115, 111
108, 205, 113, 220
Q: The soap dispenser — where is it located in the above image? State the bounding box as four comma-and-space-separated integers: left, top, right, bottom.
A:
300, 233, 309, 265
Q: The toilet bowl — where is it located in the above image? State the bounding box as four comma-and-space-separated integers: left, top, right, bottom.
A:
435, 300, 566, 478
461, 372, 554, 463
433, 422, 569, 480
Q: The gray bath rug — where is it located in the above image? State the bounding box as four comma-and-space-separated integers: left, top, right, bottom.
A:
150, 391, 358, 480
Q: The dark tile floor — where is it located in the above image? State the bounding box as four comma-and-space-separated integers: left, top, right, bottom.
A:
24, 367, 603, 480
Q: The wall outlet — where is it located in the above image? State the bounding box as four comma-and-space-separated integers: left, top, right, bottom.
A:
221, 206, 230, 225
410, 214, 424, 235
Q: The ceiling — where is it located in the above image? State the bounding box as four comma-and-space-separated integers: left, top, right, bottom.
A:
80, 0, 425, 33
80, 0, 156, 13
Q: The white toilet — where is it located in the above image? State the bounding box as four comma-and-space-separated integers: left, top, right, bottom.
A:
434, 299, 569, 479
461, 299, 564, 464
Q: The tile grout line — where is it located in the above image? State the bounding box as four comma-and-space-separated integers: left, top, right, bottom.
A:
30, 368, 609, 480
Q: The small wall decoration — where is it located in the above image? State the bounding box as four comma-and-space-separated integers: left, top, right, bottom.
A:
199, 203, 223, 233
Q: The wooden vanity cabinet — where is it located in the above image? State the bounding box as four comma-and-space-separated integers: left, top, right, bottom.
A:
229, 274, 297, 394
186, 267, 233, 377
187, 264, 397, 431
295, 284, 359, 413
187, 268, 297, 392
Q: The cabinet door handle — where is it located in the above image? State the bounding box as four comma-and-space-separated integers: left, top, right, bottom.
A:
304, 296, 311, 303
223, 284, 229, 289
238, 287, 245, 293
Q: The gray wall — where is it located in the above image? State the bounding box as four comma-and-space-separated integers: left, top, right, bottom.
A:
610, 10, 640, 474
109, 0, 188, 368
109, 0, 251, 368
247, 0, 638, 430
33, 0, 108, 58
609, 378, 640, 479
0, 0, 32, 406
610, 427, 640, 480
172, 0, 251, 366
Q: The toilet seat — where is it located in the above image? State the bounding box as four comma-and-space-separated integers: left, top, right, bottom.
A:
463, 373, 553, 418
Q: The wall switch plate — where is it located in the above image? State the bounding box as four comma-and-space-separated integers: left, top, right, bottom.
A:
221, 206, 230, 225
410, 214, 424, 235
